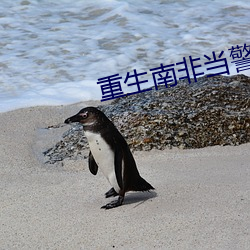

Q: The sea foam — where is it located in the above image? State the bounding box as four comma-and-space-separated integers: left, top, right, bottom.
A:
0, 0, 249, 112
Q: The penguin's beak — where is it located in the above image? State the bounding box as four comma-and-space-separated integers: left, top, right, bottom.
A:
64, 114, 81, 124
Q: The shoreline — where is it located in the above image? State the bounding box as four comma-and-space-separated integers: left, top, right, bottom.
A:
0, 102, 249, 249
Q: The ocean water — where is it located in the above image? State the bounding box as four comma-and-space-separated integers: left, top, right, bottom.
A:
0, 0, 249, 112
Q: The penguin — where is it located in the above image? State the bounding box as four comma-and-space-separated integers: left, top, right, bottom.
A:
65, 107, 154, 209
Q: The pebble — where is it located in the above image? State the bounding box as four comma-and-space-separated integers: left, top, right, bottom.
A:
43, 74, 250, 164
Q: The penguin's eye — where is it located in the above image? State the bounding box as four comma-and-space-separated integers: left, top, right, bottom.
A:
79, 112, 88, 119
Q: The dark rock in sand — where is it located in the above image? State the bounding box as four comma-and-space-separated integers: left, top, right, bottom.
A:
43, 74, 250, 164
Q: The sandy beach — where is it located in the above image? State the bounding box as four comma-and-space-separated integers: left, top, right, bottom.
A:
0, 101, 249, 249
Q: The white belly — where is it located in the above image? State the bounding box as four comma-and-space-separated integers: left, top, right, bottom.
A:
85, 131, 120, 193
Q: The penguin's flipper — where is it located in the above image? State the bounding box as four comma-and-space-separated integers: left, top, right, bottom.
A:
88, 151, 98, 175
114, 146, 124, 190
105, 187, 118, 198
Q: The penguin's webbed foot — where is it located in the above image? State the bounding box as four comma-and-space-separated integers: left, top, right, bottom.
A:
105, 187, 118, 198
101, 196, 124, 209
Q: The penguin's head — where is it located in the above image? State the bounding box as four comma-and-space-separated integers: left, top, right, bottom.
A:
65, 107, 109, 129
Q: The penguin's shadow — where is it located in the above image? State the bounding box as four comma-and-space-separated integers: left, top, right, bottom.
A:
123, 191, 157, 208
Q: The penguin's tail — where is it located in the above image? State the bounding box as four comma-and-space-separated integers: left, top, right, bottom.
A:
132, 176, 154, 192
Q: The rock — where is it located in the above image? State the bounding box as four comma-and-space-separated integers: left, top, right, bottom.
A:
43, 74, 250, 164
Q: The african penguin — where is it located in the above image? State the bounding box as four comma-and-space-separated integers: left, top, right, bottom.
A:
65, 107, 154, 209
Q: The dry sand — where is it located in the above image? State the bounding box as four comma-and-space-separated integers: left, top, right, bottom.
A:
0, 101, 249, 250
